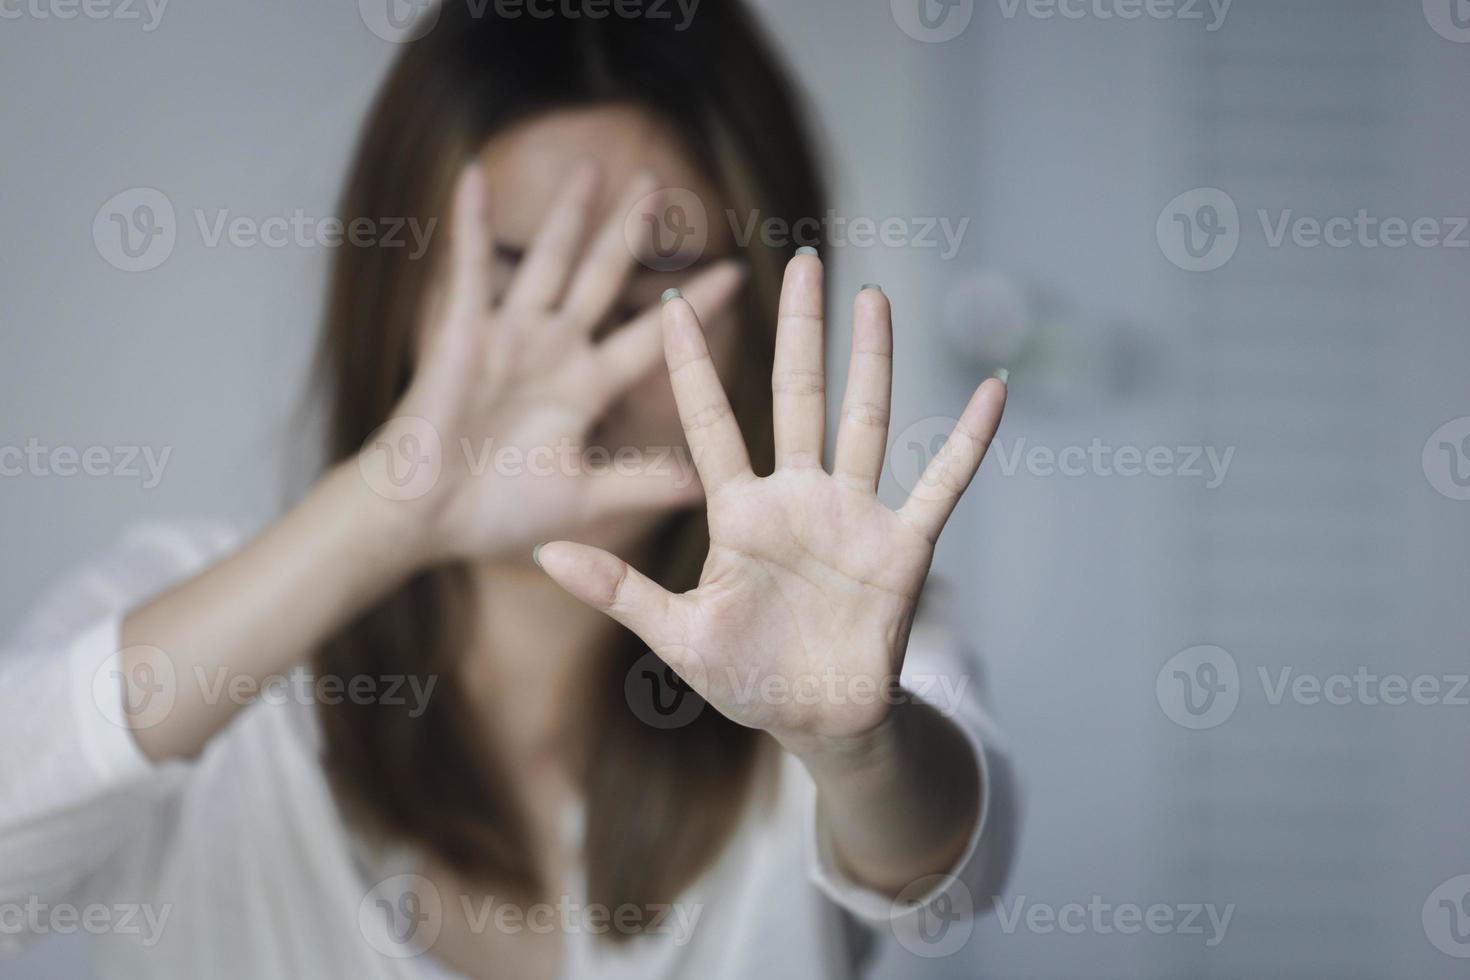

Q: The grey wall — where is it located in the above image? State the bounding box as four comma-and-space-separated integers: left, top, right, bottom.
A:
3, 1, 1468, 978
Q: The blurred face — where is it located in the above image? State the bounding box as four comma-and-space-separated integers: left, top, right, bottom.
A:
477, 103, 740, 463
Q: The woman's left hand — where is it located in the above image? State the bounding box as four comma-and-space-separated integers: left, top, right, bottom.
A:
536, 251, 1006, 747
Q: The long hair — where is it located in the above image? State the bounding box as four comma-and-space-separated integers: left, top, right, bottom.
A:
311, 0, 828, 937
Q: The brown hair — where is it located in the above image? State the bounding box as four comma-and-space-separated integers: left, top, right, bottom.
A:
311, 0, 828, 936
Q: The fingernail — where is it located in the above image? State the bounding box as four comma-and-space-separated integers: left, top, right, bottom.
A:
795, 245, 818, 257
992, 367, 1010, 384
532, 543, 544, 567
661, 287, 682, 304
860, 283, 882, 292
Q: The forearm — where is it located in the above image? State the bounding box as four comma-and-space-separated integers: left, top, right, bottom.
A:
120, 461, 424, 762
777, 698, 981, 897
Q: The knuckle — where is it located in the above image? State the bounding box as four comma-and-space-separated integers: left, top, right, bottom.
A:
771, 369, 825, 397
684, 401, 733, 431
841, 400, 890, 428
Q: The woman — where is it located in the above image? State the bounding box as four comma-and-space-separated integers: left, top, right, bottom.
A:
0, 2, 1010, 977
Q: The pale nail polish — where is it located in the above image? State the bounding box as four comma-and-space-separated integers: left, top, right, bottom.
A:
661, 287, 682, 303
860, 283, 882, 292
992, 367, 1010, 384
532, 543, 544, 567
795, 245, 818, 256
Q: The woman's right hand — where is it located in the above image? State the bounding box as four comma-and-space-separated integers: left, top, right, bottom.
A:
357, 163, 745, 567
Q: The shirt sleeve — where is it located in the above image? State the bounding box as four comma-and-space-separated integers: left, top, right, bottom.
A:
0, 522, 237, 952
802, 608, 1017, 931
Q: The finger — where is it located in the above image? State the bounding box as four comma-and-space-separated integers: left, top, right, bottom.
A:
445, 163, 493, 320
773, 248, 826, 469
416, 165, 493, 397
896, 376, 1008, 541
558, 173, 660, 337
587, 260, 746, 414
535, 541, 682, 649
832, 285, 893, 491
502, 164, 601, 312
662, 291, 753, 495
580, 450, 704, 522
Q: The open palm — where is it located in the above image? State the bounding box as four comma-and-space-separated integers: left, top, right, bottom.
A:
538, 252, 1007, 741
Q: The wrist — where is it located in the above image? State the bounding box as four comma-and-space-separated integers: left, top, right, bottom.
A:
321, 457, 437, 577
773, 704, 904, 777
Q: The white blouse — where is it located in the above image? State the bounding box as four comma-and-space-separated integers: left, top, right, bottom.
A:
0, 521, 1010, 979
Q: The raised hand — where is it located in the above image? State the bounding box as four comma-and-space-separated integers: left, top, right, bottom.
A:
361, 163, 745, 563
537, 251, 1006, 743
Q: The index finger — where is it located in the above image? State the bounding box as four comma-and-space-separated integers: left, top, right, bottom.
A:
661, 290, 753, 496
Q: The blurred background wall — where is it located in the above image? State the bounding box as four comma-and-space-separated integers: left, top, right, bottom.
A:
2, 1, 1468, 978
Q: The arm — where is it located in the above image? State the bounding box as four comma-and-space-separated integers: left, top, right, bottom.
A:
96, 162, 746, 766
537, 249, 1008, 898
776, 700, 980, 895
118, 463, 421, 761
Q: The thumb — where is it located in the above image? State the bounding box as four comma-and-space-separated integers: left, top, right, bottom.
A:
533, 541, 679, 647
